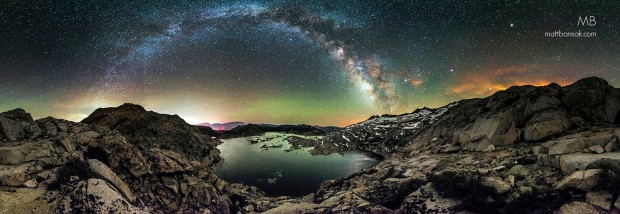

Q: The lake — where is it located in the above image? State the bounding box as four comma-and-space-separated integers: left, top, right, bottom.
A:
214, 132, 379, 196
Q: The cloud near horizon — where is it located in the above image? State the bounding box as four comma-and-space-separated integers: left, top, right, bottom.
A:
447, 64, 595, 98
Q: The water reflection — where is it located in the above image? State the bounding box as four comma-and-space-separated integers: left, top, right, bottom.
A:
215, 132, 379, 196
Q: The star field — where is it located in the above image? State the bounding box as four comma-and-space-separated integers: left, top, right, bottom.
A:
0, 0, 619, 126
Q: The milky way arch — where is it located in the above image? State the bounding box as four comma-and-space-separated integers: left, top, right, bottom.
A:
98, 3, 400, 112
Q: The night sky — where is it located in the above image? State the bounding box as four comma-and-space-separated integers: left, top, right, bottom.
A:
1, 1, 619, 126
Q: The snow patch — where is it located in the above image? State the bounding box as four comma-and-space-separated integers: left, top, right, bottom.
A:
342, 135, 350, 142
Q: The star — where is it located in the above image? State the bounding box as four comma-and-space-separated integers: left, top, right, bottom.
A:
0, 1, 617, 127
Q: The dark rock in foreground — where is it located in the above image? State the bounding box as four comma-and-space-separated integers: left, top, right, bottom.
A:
81, 103, 221, 164
0, 108, 42, 141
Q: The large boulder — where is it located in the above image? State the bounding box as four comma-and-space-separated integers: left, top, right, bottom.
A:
582, 131, 617, 147
457, 113, 519, 151
0, 109, 41, 141
561, 77, 616, 123
87, 159, 135, 201
559, 152, 620, 175
0, 162, 42, 186
542, 129, 618, 156
554, 169, 603, 191
523, 110, 572, 141
543, 137, 586, 155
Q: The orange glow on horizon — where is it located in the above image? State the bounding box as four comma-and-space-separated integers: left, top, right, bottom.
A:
449, 64, 577, 98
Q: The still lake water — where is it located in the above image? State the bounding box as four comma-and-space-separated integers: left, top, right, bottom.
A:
214, 132, 379, 196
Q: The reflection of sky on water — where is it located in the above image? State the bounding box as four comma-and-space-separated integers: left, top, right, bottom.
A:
215, 132, 378, 196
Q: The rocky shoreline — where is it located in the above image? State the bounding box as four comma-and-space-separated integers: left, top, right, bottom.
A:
0, 76, 619, 213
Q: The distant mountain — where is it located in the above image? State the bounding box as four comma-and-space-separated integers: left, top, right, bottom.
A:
314, 125, 342, 133
218, 124, 266, 138
219, 123, 330, 138
195, 120, 342, 138
196, 121, 246, 131
194, 125, 221, 137
256, 124, 342, 133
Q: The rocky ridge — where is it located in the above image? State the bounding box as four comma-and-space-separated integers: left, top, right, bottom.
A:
81, 103, 222, 164
0, 105, 288, 213
279, 77, 620, 213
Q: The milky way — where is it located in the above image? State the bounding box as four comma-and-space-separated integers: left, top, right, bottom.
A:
99, 3, 399, 111
1, 1, 619, 126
